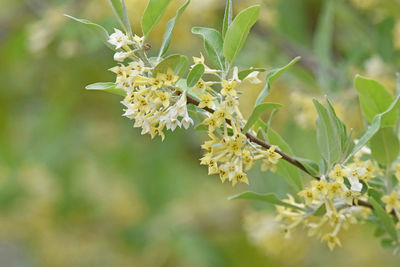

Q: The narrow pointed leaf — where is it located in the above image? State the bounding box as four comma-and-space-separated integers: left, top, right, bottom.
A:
255, 56, 300, 106
238, 68, 266, 80
142, 0, 172, 36
64, 15, 114, 50
223, 5, 260, 63
222, 0, 233, 37
158, 0, 190, 58
242, 103, 282, 133
228, 191, 303, 210
369, 197, 398, 241
293, 157, 320, 177
187, 64, 205, 88
85, 82, 125, 96
313, 99, 340, 168
313, 0, 334, 90
192, 27, 225, 70
325, 97, 347, 150
108, 0, 132, 34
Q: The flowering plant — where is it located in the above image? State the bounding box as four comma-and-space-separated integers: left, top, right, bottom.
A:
67, 0, 400, 252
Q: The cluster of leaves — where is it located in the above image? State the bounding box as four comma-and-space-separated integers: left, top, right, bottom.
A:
67, 0, 400, 252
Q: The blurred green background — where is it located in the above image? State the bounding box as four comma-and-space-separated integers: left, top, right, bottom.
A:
1, 0, 400, 266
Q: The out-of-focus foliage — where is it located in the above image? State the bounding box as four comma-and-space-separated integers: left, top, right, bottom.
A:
1, 0, 400, 266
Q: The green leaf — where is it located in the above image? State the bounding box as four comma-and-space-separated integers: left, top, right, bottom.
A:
370, 127, 399, 166
158, 0, 190, 58
342, 128, 354, 162
242, 103, 282, 133
153, 54, 188, 77
293, 157, 320, 177
188, 105, 208, 129
313, 204, 327, 216
325, 97, 348, 154
381, 238, 397, 248
187, 64, 205, 88
313, 99, 340, 169
354, 75, 398, 127
368, 188, 384, 205
222, 0, 232, 38
228, 191, 303, 210
223, 5, 260, 63
376, 17, 395, 62
345, 96, 400, 162
313, 0, 334, 91
238, 68, 266, 80
255, 57, 300, 106
141, 0, 172, 36
369, 197, 398, 241
175, 57, 189, 78
374, 226, 386, 237
108, 0, 132, 35
319, 159, 328, 175
268, 128, 303, 190
64, 15, 114, 50
313, 0, 334, 66
192, 27, 225, 70
85, 82, 125, 96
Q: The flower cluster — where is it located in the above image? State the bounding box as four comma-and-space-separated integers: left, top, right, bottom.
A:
107, 28, 283, 186
108, 29, 193, 140
276, 154, 379, 250
195, 64, 282, 186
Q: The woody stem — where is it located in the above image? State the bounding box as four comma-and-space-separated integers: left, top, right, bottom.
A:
184, 94, 378, 212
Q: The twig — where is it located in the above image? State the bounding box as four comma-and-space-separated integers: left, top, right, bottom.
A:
184, 94, 380, 213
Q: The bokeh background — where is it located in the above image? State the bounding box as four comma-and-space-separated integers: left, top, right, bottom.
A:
1, 0, 400, 266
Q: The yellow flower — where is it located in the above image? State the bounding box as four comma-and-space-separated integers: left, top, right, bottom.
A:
342, 190, 360, 206
266, 145, 282, 164
154, 91, 171, 108
133, 34, 143, 46
298, 188, 316, 205
133, 96, 151, 113
222, 96, 238, 114
227, 137, 244, 156
214, 107, 231, 123
198, 93, 215, 109
322, 233, 341, 251
328, 164, 346, 183
219, 168, 228, 183
359, 160, 375, 180
242, 149, 254, 171
150, 74, 164, 90
149, 126, 165, 141
260, 160, 277, 172
161, 68, 178, 87
221, 80, 238, 96
202, 116, 221, 132
207, 160, 219, 175
193, 79, 206, 92
192, 53, 205, 65
123, 91, 135, 104
382, 191, 400, 213
232, 172, 249, 186
311, 180, 328, 196
327, 182, 343, 199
